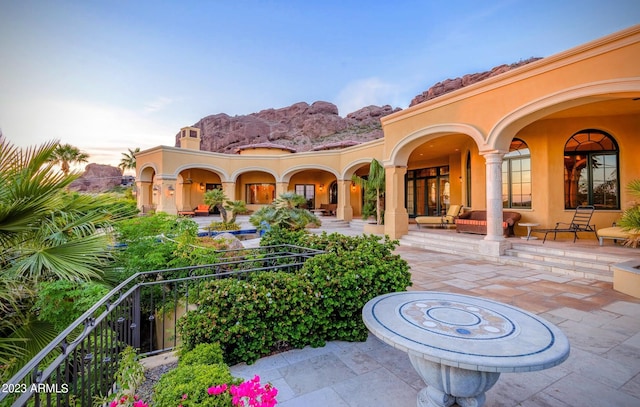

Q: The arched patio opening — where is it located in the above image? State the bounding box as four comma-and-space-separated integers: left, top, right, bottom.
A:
177, 168, 223, 214
235, 170, 277, 212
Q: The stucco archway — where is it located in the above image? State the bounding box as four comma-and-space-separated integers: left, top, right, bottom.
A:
487, 78, 640, 151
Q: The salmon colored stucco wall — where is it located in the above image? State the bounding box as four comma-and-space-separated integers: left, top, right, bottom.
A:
136, 25, 640, 242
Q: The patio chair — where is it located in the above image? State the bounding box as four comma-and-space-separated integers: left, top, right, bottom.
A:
415, 205, 463, 229
194, 204, 210, 216
532, 205, 598, 243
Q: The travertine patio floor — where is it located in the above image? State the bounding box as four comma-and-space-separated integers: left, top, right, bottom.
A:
226, 219, 640, 407
183, 215, 640, 406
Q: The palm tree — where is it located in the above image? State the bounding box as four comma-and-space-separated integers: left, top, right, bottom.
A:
0, 137, 137, 373
352, 159, 386, 225
618, 179, 640, 247
47, 143, 89, 175
249, 192, 320, 231
204, 188, 229, 222
224, 200, 248, 224
119, 147, 140, 173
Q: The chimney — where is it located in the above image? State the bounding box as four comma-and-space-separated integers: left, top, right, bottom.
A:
179, 126, 201, 150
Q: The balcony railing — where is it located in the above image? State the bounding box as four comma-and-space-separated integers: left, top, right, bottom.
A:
1, 244, 323, 407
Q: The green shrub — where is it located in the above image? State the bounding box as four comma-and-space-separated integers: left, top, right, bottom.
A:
258, 225, 307, 247
179, 343, 225, 366
300, 236, 411, 341
152, 363, 239, 407
179, 271, 323, 365
206, 221, 241, 232
115, 212, 198, 242
179, 233, 411, 365
33, 280, 109, 331
111, 213, 224, 278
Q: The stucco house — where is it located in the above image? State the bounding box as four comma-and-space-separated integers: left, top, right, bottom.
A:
135, 25, 640, 256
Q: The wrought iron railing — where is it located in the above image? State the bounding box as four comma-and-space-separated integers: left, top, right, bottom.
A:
1, 245, 323, 407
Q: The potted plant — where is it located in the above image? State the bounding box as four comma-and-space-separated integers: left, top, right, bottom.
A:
612, 179, 640, 299
618, 179, 640, 247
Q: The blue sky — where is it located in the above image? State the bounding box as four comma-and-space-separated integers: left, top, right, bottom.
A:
1, 0, 638, 169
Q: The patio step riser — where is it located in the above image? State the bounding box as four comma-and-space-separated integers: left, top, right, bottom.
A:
503, 249, 612, 272
401, 234, 483, 247
405, 231, 482, 243
498, 257, 612, 282
402, 231, 617, 282
509, 243, 623, 263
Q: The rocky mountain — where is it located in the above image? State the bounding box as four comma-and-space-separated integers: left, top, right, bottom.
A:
409, 57, 542, 106
177, 102, 400, 154
69, 163, 123, 192
180, 58, 541, 154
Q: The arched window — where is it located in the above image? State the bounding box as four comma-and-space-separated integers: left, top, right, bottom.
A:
564, 129, 619, 209
502, 139, 531, 208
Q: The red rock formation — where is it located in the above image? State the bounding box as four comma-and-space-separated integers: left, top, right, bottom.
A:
409, 58, 542, 107
178, 59, 541, 154
69, 163, 123, 192
177, 102, 400, 154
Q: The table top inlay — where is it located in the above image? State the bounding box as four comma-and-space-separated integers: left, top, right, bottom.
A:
363, 291, 570, 372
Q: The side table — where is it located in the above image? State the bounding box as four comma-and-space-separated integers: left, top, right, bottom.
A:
519, 222, 540, 240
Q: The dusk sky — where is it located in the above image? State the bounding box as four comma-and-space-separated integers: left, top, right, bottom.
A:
1, 1, 638, 169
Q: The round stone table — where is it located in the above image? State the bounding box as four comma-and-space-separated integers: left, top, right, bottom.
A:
362, 291, 570, 407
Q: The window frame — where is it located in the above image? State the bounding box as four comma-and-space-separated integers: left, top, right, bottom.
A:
245, 183, 276, 205
563, 129, 620, 210
502, 138, 532, 209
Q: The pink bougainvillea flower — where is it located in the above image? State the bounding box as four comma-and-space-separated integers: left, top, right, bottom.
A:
208, 384, 228, 395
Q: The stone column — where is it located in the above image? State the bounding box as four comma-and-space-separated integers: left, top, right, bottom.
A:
384, 165, 409, 239
222, 181, 236, 201
276, 182, 289, 198
482, 152, 505, 242
336, 179, 353, 221
157, 178, 178, 215
136, 180, 152, 211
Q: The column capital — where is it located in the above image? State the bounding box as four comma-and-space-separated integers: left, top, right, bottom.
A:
479, 150, 506, 163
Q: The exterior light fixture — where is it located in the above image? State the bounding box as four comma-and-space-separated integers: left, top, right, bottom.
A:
319, 184, 324, 192
199, 182, 205, 191
351, 182, 357, 191
152, 185, 160, 194
168, 185, 175, 196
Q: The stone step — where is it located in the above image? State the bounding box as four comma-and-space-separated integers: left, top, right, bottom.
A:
400, 230, 619, 282
503, 248, 612, 272
509, 243, 624, 264
399, 231, 484, 257
498, 254, 613, 282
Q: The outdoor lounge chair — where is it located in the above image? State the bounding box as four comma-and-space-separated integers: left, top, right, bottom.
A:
532, 205, 597, 243
194, 204, 210, 216
415, 205, 463, 229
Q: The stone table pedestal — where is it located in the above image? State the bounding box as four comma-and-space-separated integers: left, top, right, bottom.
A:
362, 291, 570, 407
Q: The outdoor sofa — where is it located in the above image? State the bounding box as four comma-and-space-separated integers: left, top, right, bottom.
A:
320, 203, 337, 215
455, 210, 521, 237
415, 205, 463, 229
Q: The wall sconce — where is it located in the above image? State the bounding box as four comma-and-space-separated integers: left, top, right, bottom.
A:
167, 185, 175, 196
351, 182, 357, 191
152, 185, 160, 195
319, 183, 324, 192
199, 182, 205, 191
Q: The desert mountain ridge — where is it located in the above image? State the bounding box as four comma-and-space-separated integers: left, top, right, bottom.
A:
177, 57, 542, 154
71, 58, 542, 191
